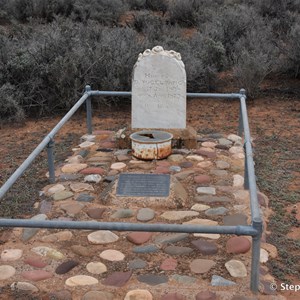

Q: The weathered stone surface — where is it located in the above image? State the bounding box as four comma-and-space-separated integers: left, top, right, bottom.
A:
21, 270, 53, 281
70, 182, 94, 193
195, 148, 216, 158
196, 187, 216, 195
87, 230, 119, 244
171, 274, 196, 284
137, 208, 155, 222
205, 207, 228, 216
154, 233, 189, 244
124, 290, 153, 300
191, 203, 211, 211
53, 190, 74, 201
71, 245, 93, 257
24, 257, 47, 268
190, 259, 216, 274
1, 249, 23, 261
169, 165, 181, 172
133, 244, 159, 253
127, 232, 153, 245
39, 230, 73, 243
39, 200, 52, 214
137, 274, 168, 286
225, 260, 247, 277
260, 248, 269, 263
173, 180, 188, 204
186, 155, 204, 162
59, 173, 82, 181
168, 154, 184, 162
216, 160, 230, 169
211, 275, 236, 286
227, 134, 242, 143
110, 162, 126, 170
65, 275, 98, 287
229, 146, 244, 154
195, 291, 217, 300
179, 161, 193, 168
261, 243, 278, 258
160, 258, 177, 270
233, 174, 244, 187
102, 271, 132, 287
0, 265, 16, 280
61, 163, 88, 173
60, 202, 84, 216
80, 167, 105, 175
223, 214, 248, 226
55, 260, 79, 274
82, 291, 114, 300
174, 170, 195, 180
84, 174, 101, 183
86, 261, 107, 274
79, 141, 95, 148
164, 246, 193, 256
111, 209, 135, 219
47, 184, 65, 195
22, 214, 47, 242
194, 175, 212, 184
11, 281, 38, 293
160, 211, 199, 221
210, 169, 228, 177
46, 249, 64, 260
76, 193, 95, 202
87, 207, 106, 219
192, 240, 218, 255
100, 250, 125, 261
196, 195, 231, 204
128, 258, 147, 269
197, 161, 213, 168
226, 236, 251, 254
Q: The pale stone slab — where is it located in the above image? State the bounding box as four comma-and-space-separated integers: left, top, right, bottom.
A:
160, 211, 199, 221
132, 46, 186, 129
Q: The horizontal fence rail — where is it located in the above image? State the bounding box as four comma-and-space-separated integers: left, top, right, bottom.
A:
0, 86, 262, 293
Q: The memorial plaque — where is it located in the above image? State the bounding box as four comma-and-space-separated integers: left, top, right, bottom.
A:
117, 173, 170, 197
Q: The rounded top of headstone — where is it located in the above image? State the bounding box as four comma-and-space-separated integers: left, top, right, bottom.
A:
137, 46, 182, 62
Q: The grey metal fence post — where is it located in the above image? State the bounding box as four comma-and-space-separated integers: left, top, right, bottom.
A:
46, 139, 55, 183
250, 218, 263, 293
85, 85, 92, 134
238, 89, 245, 136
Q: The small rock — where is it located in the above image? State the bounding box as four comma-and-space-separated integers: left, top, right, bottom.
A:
100, 249, 125, 261
61, 163, 88, 173
86, 261, 107, 274
171, 274, 196, 284
160, 258, 177, 270
195, 291, 217, 300
124, 290, 153, 300
111, 209, 134, 219
160, 211, 199, 221
261, 243, 278, 258
179, 161, 193, 168
133, 244, 159, 253
216, 160, 230, 169
21, 270, 53, 281
82, 291, 114, 300
102, 271, 132, 287
196, 195, 231, 204
84, 174, 101, 183
190, 259, 216, 274
218, 138, 233, 146
260, 248, 269, 263
87, 230, 119, 244
127, 232, 153, 245
205, 207, 228, 216
137, 274, 168, 286
81, 134, 96, 142
164, 246, 193, 256
10, 282, 38, 293
47, 249, 64, 260
47, 184, 65, 195
227, 134, 242, 143
1, 249, 23, 261
39, 200, 52, 214
66, 155, 83, 164
128, 258, 147, 269
24, 257, 47, 268
197, 161, 213, 168
211, 275, 236, 286
186, 155, 204, 161
223, 214, 248, 226
154, 166, 170, 174
210, 169, 228, 177
71, 245, 93, 257
65, 275, 98, 287
60, 202, 84, 216
70, 182, 94, 193
40, 230, 73, 243
226, 236, 251, 254
233, 174, 244, 187
202, 141, 217, 148
59, 174, 82, 181
195, 148, 216, 158
53, 190, 74, 201
174, 170, 195, 180
137, 208, 155, 222
110, 162, 126, 170
196, 187, 216, 195
0, 265, 16, 280
192, 240, 218, 255
87, 207, 106, 219
168, 154, 184, 162
154, 233, 189, 244
194, 175, 212, 184
76, 193, 95, 202
229, 146, 244, 154
191, 204, 210, 211
80, 167, 105, 175
55, 260, 79, 274
169, 165, 182, 172
225, 260, 247, 277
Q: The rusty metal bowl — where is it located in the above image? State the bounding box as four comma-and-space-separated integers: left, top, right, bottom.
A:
130, 130, 173, 160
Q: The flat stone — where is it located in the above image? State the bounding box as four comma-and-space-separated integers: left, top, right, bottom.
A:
102, 271, 132, 287
84, 174, 101, 183
128, 258, 147, 269
80, 167, 105, 175
110, 162, 126, 170
174, 181, 188, 204
196, 195, 231, 204
205, 207, 228, 216
78, 149, 89, 157
87, 207, 106, 219
218, 138, 233, 146
161, 293, 185, 300
232, 153, 245, 159
233, 174, 244, 187
137, 208, 155, 222
39, 200, 52, 214
46, 249, 64, 260
196, 291, 217, 300
53, 190, 74, 201
233, 190, 249, 202
79, 141, 95, 148
125, 290, 153, 300
186, 155, 204, 161
111, 209, 134, 219
261, 243, 278, 258
164, 246, 193, 256
82, 291, 114, 300
39, 231, 73, 243
215, 144, 231, 150
190, 259, 216, 274
196, 187, 216, 195
133, 244, 159, 253
0, 265, 16, 280
117, 154, 130, 162
229, 146, 244, 154
127, 232, 153, 245
154, 166, 170, 174
65, 275, 98, 287
24, 257, 47, 268
60, 202, 84, 216
191, 203, 211, 211
137, 274, 168, 286
70, 182, 94, 193
55, 260, 79, 275
197, 161, 213, 168
192, 240, 218, 255
71, 245, 93, 257
22, 214, 47, 242
86, 261, 107, 274
61, 163, 88, 173
183, 219, 220, 239
210, 169, 228, 176
157, 160, 171, 167
225, 260, 247, 277
160, 211, 199, 221
154, 233, 189, 245
59, 173, 82, 181
179, 161, 193, 168
11, 282, 38, 293
194, 175, 212, 184
174, 170, 195, 180
202, 141, 217, 148
226, 236, 251, 254
100, 249, 125, 261
88, 230, 119, 244
160, 258, 177, 270
1, 249, 23, 261
168, 154, 184, 162
211, 275, 236, 286
169, 165, 182, 172
66, 155, 84, 164
47, 184, 65, 195
228, 134, 242, 143
216, 160, 230, 169
171, 274, 196, 284
76, 193, 95, 202
195, 148, 216, 158
21, 270, 53, 281
223, 214, 248, 226
260, 248, 269, 263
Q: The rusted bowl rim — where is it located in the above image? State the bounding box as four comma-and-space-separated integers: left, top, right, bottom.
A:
130, 130, 173, 144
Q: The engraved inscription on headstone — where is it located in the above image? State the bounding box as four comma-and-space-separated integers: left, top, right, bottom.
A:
117, 173, 170, 197
132, 46, 186, 129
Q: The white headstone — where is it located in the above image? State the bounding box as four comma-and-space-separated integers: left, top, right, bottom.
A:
132, 46, 186, 129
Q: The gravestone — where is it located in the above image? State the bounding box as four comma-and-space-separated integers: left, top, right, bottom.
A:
132, 46, 186, 129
